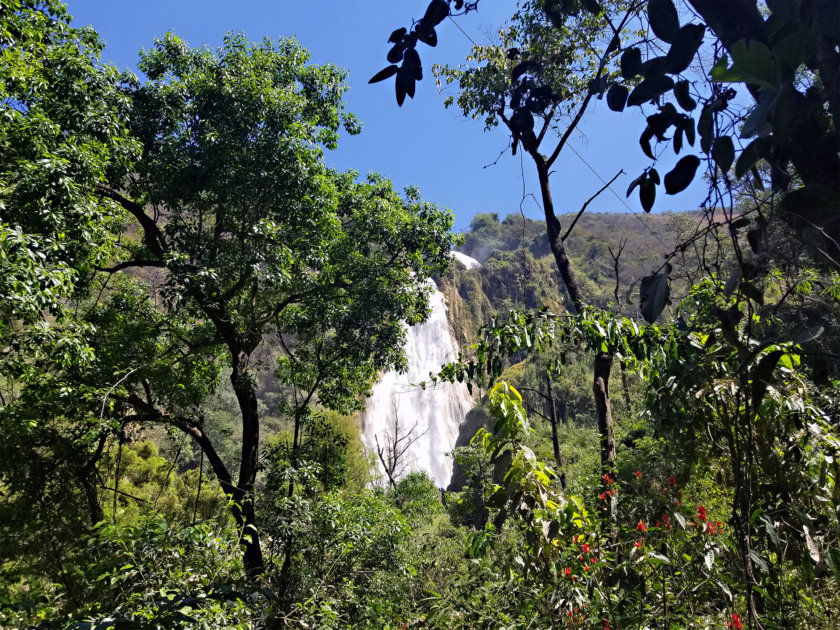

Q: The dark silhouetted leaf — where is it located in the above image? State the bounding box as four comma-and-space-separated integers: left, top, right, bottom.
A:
627, 75, 675, 106
423, 0, 449, 26
396, 68, 410, 106
640, 177, 656, 212
664, 155, 700, 194
621, 47, 642, 80
588, 75, 607, 95
684, 123, 695, 149
648, 0, 681, 43
369, 65, 399, 84
388, 27, 407, 44
698, 107, 714, 154
649, 168, 660, 184
626, 172, 645, 197
712, 135, 735, 173
606, 83, 629, 111
404, 48, 423, 80
674, 125, 684, 153
387, 42, 407, 63
512, 60, 540, 82
416, 24, 438, 47
734, 137, 769, 178
640, 270, 670, 322
673, 80, 696, 111
511, 108, 535, 132
580, 0, 601, 14
666, 24, 705, 74
640, 56, 672, 77
639, 127, 655, 159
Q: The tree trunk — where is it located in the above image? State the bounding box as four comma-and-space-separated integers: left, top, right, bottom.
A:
534, 156, 617, 474
230, 348, 264, 576
545, 372, 567, 490
593, 352, 617, 473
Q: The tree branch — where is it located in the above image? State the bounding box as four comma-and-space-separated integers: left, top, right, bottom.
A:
562, 170, 624, 242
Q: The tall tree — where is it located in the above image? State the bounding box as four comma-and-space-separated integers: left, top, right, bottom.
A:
0, 0, 139, 586
431, 1, 638, 480
97, 33, 457, 574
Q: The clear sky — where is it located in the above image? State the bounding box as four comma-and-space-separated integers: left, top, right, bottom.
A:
64, 0, 706, 232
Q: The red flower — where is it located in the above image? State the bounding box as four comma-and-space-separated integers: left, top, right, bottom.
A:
668, 475, 677, 486
583, 564, 590, 572
634, 470, 642, 478
731, 613, 743, 630
708, 522, 717, 535
564, 567, 571, 577
635, 540, 643, 549
602, 473, 614, 485
636, 520, 647, 532
599, 493, 606, 500
675, 501, 680, 507
582, 543, 590, 553
697, 504, 707, 522
663, 488, 668, 495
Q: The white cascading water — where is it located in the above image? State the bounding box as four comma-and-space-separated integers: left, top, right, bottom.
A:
361, 251, 481, 487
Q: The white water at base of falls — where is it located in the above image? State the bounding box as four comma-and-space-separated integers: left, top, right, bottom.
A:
361, 252, 481, 488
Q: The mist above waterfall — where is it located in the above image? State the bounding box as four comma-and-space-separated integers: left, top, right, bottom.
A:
361, 252, 480, 487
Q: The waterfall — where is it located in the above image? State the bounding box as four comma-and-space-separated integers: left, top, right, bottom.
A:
361, 251, 481, 487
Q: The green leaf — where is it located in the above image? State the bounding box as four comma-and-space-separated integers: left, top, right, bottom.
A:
711, 40, 780, 91
664, 155, 700, 194
627, 75, 675, 106
712, 135, 735, 173
606, 83, 629, 112
648, 0, 681, 44
734, 137, 769, 178
750, 549, 770, 574
772, 29, 815, 72
803, 525, 821, 563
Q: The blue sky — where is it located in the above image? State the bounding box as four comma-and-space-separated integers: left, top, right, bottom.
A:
65, 0, 706, 232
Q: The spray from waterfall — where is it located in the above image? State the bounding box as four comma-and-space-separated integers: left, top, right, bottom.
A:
361, 252, 481, 487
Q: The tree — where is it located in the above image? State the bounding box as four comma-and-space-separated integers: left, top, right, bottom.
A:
2, 21, 457, 580
92, 33, 458, 575
0, 0, 139, 590
393, 1, 638, 486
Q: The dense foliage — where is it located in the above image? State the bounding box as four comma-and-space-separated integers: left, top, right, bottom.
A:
2, 0, 839, 628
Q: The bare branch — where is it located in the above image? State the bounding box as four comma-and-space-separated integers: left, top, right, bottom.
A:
562, 170, 624, 242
